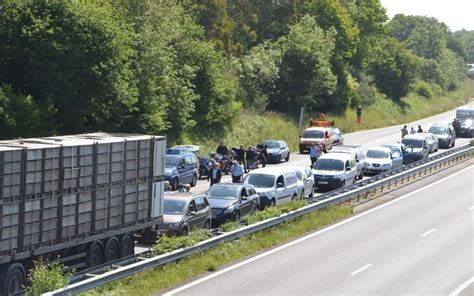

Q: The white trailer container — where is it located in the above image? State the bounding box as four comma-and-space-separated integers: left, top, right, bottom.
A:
0, 133, 165, 294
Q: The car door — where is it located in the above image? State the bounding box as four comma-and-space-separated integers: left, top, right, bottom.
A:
177, 157, 187, 183
303, 169, 313, 196
239, 187, 251, 217
246, 186, 259, 212
193, 196, 207, 228
275, 175, 290, 205
185, 200, 200, 230
391, 149, 403, 169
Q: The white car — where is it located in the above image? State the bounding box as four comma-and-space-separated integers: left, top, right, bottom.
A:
330, 145, 366, 180
364, 146, 394, 174
424, 133, 439, 153
312, 152, 358, 189
287, 167, 315, 198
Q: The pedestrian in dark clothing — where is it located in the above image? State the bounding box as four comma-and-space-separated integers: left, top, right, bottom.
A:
236, 144, 246, 171
401, 125, 408, 139
246, 145, 255, 171
208, 163, 222, 187
216, 141, 229, 156
417, 125, 423, 133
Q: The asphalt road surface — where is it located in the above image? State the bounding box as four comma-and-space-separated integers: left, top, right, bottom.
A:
164, 165, 474, 295
191, 104, 473, 194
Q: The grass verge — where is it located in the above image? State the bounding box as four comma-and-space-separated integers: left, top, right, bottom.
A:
83, 205, 351, 296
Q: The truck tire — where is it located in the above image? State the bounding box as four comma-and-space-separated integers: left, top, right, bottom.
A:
1, 263, 25, 296
86, 241, 104, 268
120, 234, 135, 258
104, 237, 120, 262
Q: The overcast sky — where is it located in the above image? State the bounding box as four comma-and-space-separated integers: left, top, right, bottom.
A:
380, 0, 474, 32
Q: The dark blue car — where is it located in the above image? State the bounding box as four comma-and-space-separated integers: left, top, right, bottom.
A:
165, 148, 198, 190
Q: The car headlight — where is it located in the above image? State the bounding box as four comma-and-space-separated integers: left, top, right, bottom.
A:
224, 206, 235, 214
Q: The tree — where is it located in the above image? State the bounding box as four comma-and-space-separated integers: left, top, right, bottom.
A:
268, 15, 337, 116
0, 0, 136, 134
368, 38, 422, 100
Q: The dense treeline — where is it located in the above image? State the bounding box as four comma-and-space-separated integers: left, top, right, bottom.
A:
0, 0, 471, 142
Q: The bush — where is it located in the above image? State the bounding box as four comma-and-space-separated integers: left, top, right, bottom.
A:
24, 261, 73, 296
152, 229, 213, 255
410, 81, 433, 98
220, 221, 242, 232
247, 200, 307, 225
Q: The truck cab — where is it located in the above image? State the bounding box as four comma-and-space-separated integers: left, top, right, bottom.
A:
299, 127, 333, 154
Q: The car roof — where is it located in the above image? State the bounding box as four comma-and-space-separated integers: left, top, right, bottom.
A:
318, 152, 355, 161
246, 167, 286, 176
164, 192, 205, 201
212, 183, 246, 188
166, 148, 194, 156
402, 133, 427, 140
331, 145, 362, 151
367, 146, 392, 153
304, 127, 328, 131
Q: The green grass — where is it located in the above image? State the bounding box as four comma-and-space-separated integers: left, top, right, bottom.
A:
185, 79, 474, 154
83, 206, 351, 296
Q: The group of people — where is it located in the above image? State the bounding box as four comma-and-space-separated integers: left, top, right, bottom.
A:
400, 124, 424, 138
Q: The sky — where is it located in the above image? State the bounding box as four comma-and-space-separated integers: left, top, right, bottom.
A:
380, 0, 474, 32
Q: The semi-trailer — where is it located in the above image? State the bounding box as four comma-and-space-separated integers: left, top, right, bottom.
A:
0, 133, 166, 295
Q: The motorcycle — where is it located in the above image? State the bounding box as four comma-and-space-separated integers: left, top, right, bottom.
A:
198, 156, 212, 179
254, 144, 267, 168
210, 152, 233, 175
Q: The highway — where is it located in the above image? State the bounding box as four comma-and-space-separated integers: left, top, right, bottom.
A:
191, 105, 473, 194
164, 165, 474, 295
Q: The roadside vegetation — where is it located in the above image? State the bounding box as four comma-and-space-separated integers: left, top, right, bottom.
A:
83, 205, 352, 296
24, 261, 73, 296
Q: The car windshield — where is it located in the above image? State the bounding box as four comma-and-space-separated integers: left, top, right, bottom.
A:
163, 199, 187, 215
244, 174, 275, 188
264, 141, 281, 149
428, 126, 447, 134
366, 150, 389, 159
206, 186, 239, 200
303, 130, 324, 138
402, 139, 423, 148
314, 159, 344, 171
165, 155, 178, 167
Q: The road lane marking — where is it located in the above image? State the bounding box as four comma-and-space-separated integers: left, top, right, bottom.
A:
450, 276, 474, 296
421, 228, 437, 237
350, 264, 372, 276
163, 165, 473, 296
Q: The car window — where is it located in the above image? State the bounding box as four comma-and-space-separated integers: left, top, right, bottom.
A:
194, 196, 204, 211
241, 188, 248, 198
206, 186, 239, 200
350, 159, 356, 168
303, 130, 324, 138
314, 159, 344, 171
243, 174, 275, 188
187, 200, 196, 213
276, 175, 285, 186
179, 157, 185, 167
366, 150, 390, 159
246, 187, 256, 195
163, 199, 187, 215
165, 155, 179, 167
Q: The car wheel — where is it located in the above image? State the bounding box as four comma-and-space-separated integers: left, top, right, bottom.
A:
235, 211, 241, 222
270, 199, 276, 207
190, 174, 197, 187
359, 168, 364, 180
1, 263, 25, 296
285, 153, 290, 162
203, 220, 211, 230
452, 139, 455, 147
172, 178, 179, 191
182, 226, 189, 236
300, 190, 304, 200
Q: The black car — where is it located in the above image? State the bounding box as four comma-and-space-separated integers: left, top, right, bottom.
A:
205, 183, 260, 226
428, 123, 456, 148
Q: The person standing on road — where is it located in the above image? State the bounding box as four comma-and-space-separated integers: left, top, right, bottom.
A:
230, 161, 243, 183
236, 144, 246, 172
401, 125, 408, 139
246, 145, 255, 171
417, 125, 423, 133
208, 162, 222, 187
410, 127, 416, 134
309, 144, 319, 166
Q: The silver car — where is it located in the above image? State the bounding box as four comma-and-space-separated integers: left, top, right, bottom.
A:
330, 145, 366, 180
287, 167, 315, 198
424, 133, 439, 153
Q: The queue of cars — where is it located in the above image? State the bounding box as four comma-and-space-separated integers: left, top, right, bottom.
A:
160, 122, 457, 237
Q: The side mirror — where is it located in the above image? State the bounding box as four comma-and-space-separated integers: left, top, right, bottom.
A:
346, 167, 351, 171
241, 195, 247, 200
179, 164, 185, 169
356, 159, 360, 163
189, 211, 197, 216
277, 182, 284, 188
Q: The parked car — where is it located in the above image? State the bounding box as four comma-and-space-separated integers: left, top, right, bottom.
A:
165, 148, 198, 190
401, 134, 430, 164
425, 133, 439, 153
364, 146, 394, 174
243, 168, 299, 209
381, 143, 405, 170
312, 152, 358, 189
331, 127, 344, 145
287, 167, 315, 198
158, 192, 211, 236
263, 140, 290, 163
171, 145, 200, 154
330, 145, 366, 180
428, 123, 456, 148
205, 183, 259, 226
299, 127, 334, 153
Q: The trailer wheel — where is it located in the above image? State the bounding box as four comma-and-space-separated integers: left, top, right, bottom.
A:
120, 234, 135, 258
86, 241, 104, 268
1, 263, 25, 296
104, 237, 120, 262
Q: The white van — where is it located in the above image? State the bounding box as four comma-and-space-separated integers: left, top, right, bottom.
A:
312, 152, 357, 189
243, 168, 299, 209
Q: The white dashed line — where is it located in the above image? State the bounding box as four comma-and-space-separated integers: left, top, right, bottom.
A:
421, 228, 437, 237
350, 264, 372, 276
